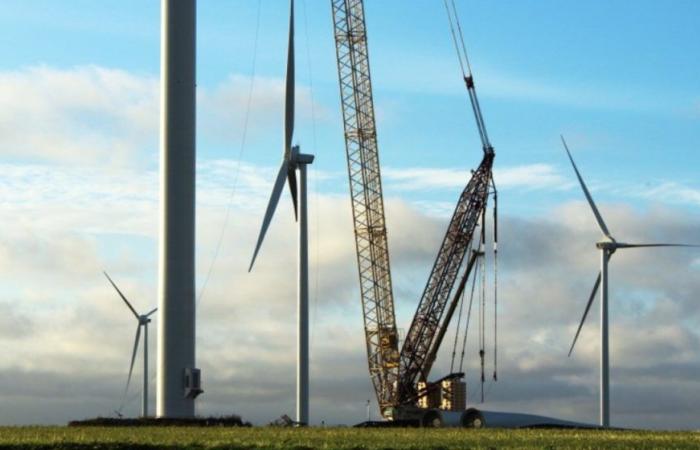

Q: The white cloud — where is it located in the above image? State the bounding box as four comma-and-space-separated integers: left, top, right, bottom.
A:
643, 182, 700, 207
383, 163, 570, 192
0, 65, 699, 428
0, 65, 326, 167
1, 158, 700, 428
0, 303, 33, 339
382, 167, 470, 191
477, 70, 660, 113
375, 51, 675, 114
496, 164, 571, 190
198, 74, 328, 145
0, 65, 159, 165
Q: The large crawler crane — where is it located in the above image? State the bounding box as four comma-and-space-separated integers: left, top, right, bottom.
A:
332, 0, 496, 425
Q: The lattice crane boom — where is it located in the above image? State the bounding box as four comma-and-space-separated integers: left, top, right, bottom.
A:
394, 1, 497, 406
332, 0, 497, 419
398, 151, 493, 403
331, 0, 400, 416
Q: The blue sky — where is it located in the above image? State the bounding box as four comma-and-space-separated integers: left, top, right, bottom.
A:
2, 0, 698, 191
0, 1, 699, 428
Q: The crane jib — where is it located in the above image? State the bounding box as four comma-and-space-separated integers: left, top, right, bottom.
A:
398, 152, 494, 404
333, 0, 497, 419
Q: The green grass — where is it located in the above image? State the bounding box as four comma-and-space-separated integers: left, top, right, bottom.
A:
0, 427, 698, 449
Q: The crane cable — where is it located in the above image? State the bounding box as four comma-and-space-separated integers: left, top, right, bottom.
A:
450, 241, 479, 373
457, 255, 479, 374
114, 0, 264, 419
445, 0, 499, 401
196, 0, 262, 307
118, 0, 264, 418
492, 179, 499, 382
479, 211, 487, 403
301, 0, 321, 353
458, 225, 484, 374
443, 0, 467, 79
449, 271, 466, 373
443, 0, 492, 153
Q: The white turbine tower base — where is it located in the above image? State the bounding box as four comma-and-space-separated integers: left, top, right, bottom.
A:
158, 0, 201, 418
562, 135, 699, 428
297, 153, 313, 425
104, 272, 158, 418
248, 0, 313, 426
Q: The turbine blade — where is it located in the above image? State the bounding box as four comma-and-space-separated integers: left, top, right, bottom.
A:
568, 272, 601, 357
145, 308, 158, 318
124, 324, 141, 399
561, 136, 612, 239
288, 166, 298, 221
283, 0, 295, 158
249, 161, 289, 271
104, 271, 139, 319
617, 243, 700, 249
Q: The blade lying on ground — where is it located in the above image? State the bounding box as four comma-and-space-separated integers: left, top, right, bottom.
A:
249, 161, 290, 271
104, 271, 139, 319
561, 135, 612, 239
568, 271, 602, 357
616, 243, 700, 249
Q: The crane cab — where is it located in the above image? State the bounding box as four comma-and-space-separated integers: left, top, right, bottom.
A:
392, 375, 468, 427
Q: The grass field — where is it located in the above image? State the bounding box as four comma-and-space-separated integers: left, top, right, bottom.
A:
0, 427, 699, 450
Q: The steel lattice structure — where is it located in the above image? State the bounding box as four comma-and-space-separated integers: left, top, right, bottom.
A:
395, 1, 498, 404
398, 151, 494, 403
332, 0, 400, 416
332, 0, 497, 420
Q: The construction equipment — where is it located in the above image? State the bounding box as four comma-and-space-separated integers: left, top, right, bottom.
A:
331, 0, 400, 414
332, 0, 497, 425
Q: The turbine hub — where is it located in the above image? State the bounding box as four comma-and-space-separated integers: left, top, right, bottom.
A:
596, 240, 617, 251
289, 144, 300, 162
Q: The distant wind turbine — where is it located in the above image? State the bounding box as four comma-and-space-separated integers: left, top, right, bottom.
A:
248, 0, 314, 426
561, 136, 699, 428
104, 271, 157, 418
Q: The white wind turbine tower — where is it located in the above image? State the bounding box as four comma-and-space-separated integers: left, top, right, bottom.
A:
248, 0, 314, 426
561, 136, 699, 428
105, 272, 158, 418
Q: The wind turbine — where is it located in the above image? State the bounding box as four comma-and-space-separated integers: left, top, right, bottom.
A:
248, 0, 314, 426
561, 136, 699, 428
104, 271, 158, 418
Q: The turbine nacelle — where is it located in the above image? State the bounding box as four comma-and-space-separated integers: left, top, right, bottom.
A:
294, 150, 315, 166
139, 315, 153, 325
286, 145, 314, 167
595, 240, 617, 251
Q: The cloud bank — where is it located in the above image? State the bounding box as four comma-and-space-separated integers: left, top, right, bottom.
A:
0, 64, 699, 430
